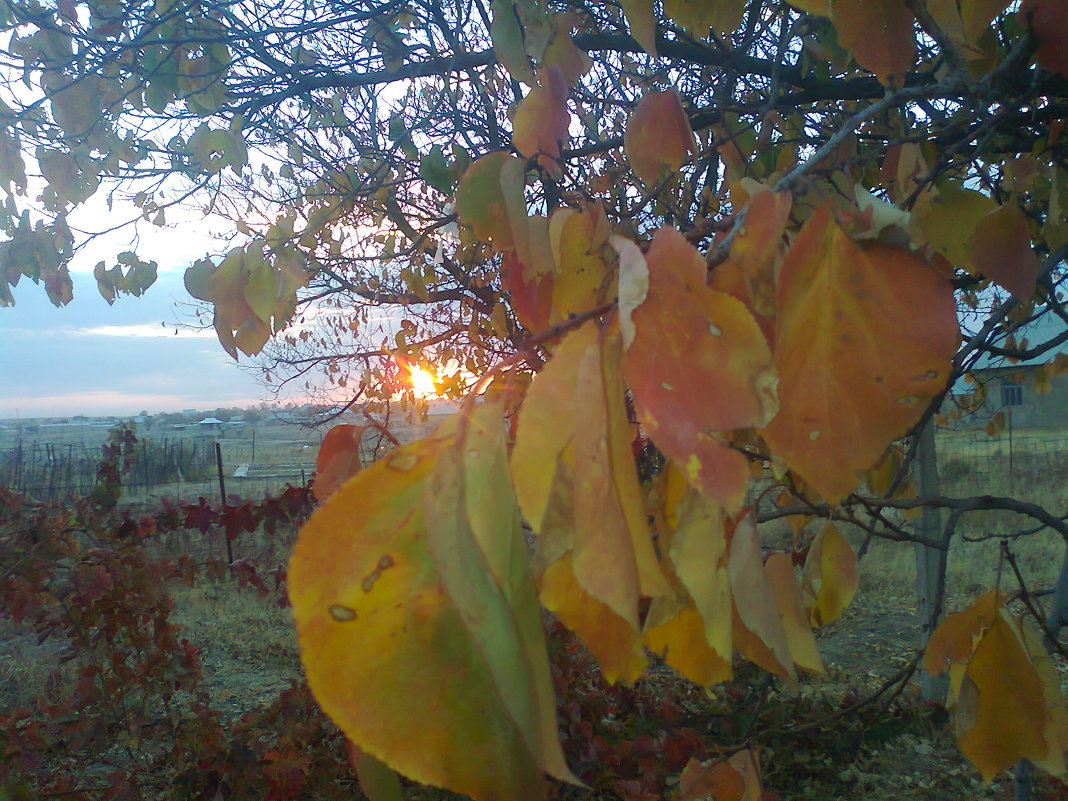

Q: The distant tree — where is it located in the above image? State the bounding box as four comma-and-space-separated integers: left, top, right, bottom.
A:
2, 1, 1068, 798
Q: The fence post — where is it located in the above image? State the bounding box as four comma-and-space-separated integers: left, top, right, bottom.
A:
914, 418, 948, 700
215, 442, 235, 566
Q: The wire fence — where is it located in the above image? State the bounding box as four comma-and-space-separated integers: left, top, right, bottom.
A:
0, 432, 319, 503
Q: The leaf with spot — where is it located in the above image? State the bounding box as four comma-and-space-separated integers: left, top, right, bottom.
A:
289, 399, 576, 801
622, 226, 776, 511
762, 202, 959, 502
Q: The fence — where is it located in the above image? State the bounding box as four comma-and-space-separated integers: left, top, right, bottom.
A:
0, 429, 320, 503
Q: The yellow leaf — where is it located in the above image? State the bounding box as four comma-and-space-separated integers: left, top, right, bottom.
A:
540, 552, 648, 683
624, 90, 696, 186
663, 0, 746, 39
801, 523, 858, 627
643, 600, 732, 685
289, 403, 575, 801
618, 0, 657, 55
762, 202, 959, 502
912, 182, 996, 273
956, 614, 1048, 781
550, 205, 611, 323
667, 489, 732, 664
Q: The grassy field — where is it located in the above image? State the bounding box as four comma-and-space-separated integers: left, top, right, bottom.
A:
1, 422, 1066, 800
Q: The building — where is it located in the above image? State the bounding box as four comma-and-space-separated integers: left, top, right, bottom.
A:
947, 312, 1068, 429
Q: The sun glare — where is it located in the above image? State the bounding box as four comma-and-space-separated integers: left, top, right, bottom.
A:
408, 366, 439, 398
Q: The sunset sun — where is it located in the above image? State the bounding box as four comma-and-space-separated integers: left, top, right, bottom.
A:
408, 366, 439, 398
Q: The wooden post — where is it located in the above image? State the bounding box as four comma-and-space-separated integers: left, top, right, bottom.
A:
914, 419, 948, 700
215, 442, 234, 566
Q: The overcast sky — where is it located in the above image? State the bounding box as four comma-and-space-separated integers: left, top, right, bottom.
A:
0, 267, 271, 420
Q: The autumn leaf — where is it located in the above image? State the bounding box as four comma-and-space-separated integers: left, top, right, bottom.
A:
924, 590, 1002, 676
313, 424, 368, 501
765, 553, 824, 674
955, 614, 1049, 781
455, 151, 526, 250
729, 514, 795, 685
762, 202, 959, 502
666, 489, 732, 665
643, 600, 732, 685
968, 203, 1040, 300
549, 204, 611, 322
662, 0, 746, 39
512, 322, 666, 682
623, 226, 776, 511
624, 90, 696, 186
679, 750, 764, 801
289, 401, 575, 801
831, 0, 916, 86
512, 66, 570, 168
1020, 0, 1068, 78
618, 0, 657, 55
800, 523, 858, 627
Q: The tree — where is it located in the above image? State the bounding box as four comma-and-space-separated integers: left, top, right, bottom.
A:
2, 0, 1068, 798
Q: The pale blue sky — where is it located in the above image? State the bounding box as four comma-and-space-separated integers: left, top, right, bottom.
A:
0, 269, 269, 419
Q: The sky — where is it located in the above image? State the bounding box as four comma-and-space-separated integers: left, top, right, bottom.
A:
0, 265, 270, 420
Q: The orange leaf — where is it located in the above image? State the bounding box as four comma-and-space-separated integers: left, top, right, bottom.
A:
1020, 0, 1068, 78
713, 188, 792, 322
502, 248, 554, 333
831, 0, 916, 86
762, 202, 959, 502
623, 227, 776, 511
924, 590, 1002, 676
729, 514, 794, 685
800, 523, 857, 627
969, 203, 1040, 300
512, 66, 570, 169
313, 424, 368, 502
765, 553, 824, 674
624, 90, 695, 185
679, 750, 764, 801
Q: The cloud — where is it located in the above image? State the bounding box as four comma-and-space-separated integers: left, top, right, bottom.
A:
77, 323, 215, 339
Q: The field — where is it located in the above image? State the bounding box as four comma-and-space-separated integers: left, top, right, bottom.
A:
1, 422, 1067, 800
